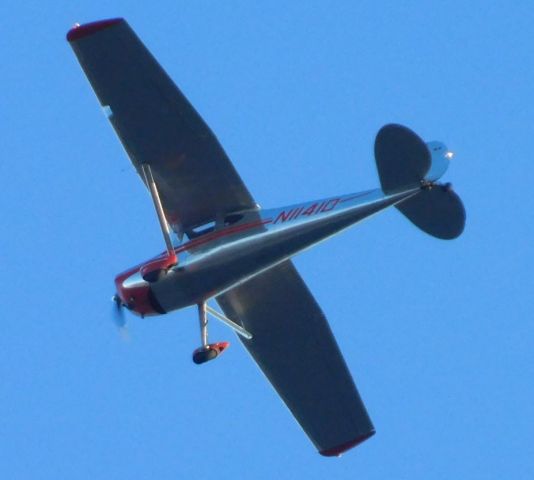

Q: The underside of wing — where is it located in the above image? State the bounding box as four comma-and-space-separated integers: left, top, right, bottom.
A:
216, 261, 375, 456
67, 19, 256, 230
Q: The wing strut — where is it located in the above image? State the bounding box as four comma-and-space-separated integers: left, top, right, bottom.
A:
141, 164, 177, 265
206, 304, 253, 340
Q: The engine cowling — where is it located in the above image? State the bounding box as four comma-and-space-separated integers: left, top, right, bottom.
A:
114, 266, 166, 317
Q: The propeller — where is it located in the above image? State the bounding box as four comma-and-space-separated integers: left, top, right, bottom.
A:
111, 294, 129, 340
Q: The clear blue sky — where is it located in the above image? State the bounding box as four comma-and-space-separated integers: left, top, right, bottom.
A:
1, 1, 532, 478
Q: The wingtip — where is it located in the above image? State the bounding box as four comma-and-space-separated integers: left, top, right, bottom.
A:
66, 18, 124, 42
319, 430, 375, 457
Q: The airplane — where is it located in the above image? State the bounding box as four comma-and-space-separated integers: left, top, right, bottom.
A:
67, 18, 465, 457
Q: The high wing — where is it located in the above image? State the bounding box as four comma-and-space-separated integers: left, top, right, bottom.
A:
67, 18, 256, 230
69, 19, 375, 455
217, 261, 375, 456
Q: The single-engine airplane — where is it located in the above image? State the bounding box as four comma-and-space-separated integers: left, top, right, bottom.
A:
67, 18, 465, 457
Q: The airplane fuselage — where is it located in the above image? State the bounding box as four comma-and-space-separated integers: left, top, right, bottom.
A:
115, 186, 419, 316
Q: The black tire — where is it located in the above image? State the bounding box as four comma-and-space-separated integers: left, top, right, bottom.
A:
192, 348, 218, 365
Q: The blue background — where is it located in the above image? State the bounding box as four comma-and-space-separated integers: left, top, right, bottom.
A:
1, 1, 532, 478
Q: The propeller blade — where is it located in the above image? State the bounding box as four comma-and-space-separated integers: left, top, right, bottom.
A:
111, 294, 129, 340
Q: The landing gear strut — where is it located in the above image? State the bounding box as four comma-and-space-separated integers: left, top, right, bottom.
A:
192, 302, 230, 365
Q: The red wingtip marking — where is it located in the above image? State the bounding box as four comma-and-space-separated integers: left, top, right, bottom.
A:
319, 431, 375, 457
66, 18, 124, 42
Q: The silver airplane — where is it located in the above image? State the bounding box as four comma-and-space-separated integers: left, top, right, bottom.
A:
67, 18, 465, 457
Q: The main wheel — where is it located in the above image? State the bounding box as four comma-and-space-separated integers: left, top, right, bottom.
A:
192, 347, 218, 365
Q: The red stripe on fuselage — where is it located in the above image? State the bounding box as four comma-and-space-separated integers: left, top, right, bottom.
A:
115, 218, 273, 283
175, 218, 273, 254
339, 192, 369, 204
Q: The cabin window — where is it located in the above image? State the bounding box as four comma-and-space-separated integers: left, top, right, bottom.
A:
186, 220, 216, 239
224, 214, 244, 226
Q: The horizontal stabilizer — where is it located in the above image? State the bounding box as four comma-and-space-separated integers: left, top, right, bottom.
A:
396, 185, 466, 239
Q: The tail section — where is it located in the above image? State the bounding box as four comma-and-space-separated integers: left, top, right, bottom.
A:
374, 124, 465, 240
